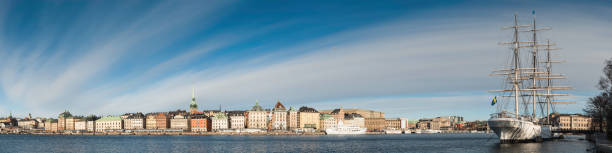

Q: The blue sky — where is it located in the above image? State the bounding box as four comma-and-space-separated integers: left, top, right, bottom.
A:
0, 0, 611, 120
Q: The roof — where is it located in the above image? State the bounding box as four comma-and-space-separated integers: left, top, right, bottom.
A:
59, 111, 72, 118
331, 108, 343, 114
273, 100, 286, 111
251, 102, 264, 111
344, 113, 363, 119
96, 116, 122, 122
320, 113, 332, 119
288, 107, 297, 112
227, 111, 245, 116
299, 106, 318, 113
211, 112, 227, 119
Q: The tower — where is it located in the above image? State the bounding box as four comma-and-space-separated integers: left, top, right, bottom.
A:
189, 88, 198, 114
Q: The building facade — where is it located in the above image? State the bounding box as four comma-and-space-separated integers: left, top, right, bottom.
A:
170, 114, 190, 131
95, 116, 123, 132
74, 120, 87, 131
385, 118, 402, 130
17, 119, 38, 129
87, 121, 95, 132
344, 113, 365, 128
124, 113, 145, 130
365, 118, 385, 131
190, 114, 208, 132
287, 107, 298, 129
320, 113, 337, 130
553, 114, 592, 130
247, 102, 267, 129
228, 111, 245, 129
272, 101, 287, 130
58, 111, 72, 131
211, 112, 228, 131
298, 107, 320, 129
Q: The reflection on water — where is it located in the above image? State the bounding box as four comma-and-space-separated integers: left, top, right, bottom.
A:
0, 134, 594, 153
492, 135, 593, 153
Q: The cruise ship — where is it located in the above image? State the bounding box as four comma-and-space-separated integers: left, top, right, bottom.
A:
325, 120, 366, 135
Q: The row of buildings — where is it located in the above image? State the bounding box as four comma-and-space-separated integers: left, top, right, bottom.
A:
0, 91, 592, 133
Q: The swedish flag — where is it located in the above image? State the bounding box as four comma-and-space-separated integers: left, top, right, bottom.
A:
491, 96, 497, 106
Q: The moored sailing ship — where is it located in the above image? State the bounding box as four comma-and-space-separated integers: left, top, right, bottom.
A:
488, 12, 571, 143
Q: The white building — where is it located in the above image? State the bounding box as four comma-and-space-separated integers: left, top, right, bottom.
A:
87, 121, 96, 132
228, 111, 245, 129
170, 114, 190, 131
247, 102, 267, 129
75, 120, 87, 131
95, 116, 123, 132
272, 101, 287, 130
211, 113, 228, 131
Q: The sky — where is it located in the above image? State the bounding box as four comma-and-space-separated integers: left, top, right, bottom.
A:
0, 0, 610, 120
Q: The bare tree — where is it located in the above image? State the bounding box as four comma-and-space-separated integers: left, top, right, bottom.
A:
585, 58, 612, 134
584, 93, 609, 132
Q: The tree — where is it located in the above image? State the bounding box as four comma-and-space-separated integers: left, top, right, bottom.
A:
584, 93, 609, 132
585, 58, 612, 135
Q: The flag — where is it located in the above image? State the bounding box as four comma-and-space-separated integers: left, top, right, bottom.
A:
532, 10, 535, 15
491, 96, 497, 106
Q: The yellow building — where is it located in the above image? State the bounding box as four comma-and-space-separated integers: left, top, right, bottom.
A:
298, 107, 320, 129
552, 114, 592, 130
320, 109, 384, 119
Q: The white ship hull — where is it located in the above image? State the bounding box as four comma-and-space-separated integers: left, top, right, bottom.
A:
488, 117, 551, 142
325, 127, 366, 135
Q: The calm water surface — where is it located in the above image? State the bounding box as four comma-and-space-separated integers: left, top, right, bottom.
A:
0, 133, 593, 153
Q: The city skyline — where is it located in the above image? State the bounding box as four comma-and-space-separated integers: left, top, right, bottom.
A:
0, 0, 611, 120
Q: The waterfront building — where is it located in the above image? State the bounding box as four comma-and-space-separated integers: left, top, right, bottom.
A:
298, 106, 320, 129
190, 114, 208, 132
17, 119, 38, 129
87, 121, 96, 132
74, 119, 87, 131
552, 114, 592, 130
145, 113, 158, 129
287, 107, 298, 129
228, 111, 245, 129
65, 117, 78, 131
124, 113, 145, 130
170, 114, 190, 131
211, 112, 228, 131
330, 108, 345, 122
416, 117, 451, 130
344, 113, 365, 128
50, 122, 58, 132
320, 109, 384, 119
247, 102, 267, 129
95, 116, 123, 132
385, 118, 402, 130
365, 118, 385, 132
320, 113, 337, 130
189, 88, 199, 114
154, 113, 169, 129
58, 111, 72, 131
45, 119, 56, 131
272, 100, 287, 130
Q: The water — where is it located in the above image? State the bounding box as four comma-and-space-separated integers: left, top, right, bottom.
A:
0, 133, 593, 153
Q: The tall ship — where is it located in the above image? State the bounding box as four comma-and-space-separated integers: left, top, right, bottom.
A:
325, 120, 367, 135
488, 12, 572, 143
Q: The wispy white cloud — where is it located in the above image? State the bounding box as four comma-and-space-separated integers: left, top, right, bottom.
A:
0, 1, 609, 120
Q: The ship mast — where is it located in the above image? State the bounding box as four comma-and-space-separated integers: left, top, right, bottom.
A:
512, 14, 521, 119
530, 13, 538, 119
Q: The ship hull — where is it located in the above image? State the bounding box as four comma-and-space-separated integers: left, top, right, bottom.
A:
325, 128, 366, 135
488, 117, 544, 143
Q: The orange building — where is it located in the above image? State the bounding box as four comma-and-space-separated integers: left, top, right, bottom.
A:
155, 113, 169, 129
190, 114, 208, 132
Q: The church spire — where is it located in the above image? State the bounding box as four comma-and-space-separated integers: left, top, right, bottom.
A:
189, 88, 198, 113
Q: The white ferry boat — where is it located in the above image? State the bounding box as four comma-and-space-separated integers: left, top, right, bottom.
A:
325, 121, 366, 135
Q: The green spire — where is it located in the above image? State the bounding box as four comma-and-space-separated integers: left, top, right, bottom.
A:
190, 88, 198, 109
